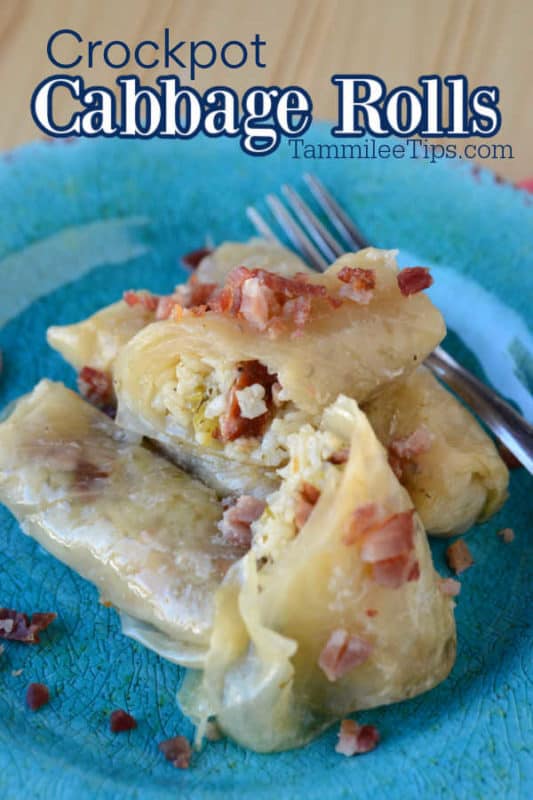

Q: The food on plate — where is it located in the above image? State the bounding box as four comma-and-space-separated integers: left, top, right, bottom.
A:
47, 239, 508, 536
364, 366, 509, 535
0, 380, 241, 667
113, 248, 445, 497
179, 396, 456, 752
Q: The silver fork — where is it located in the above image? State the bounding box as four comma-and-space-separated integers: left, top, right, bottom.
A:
246, 174, 533, 474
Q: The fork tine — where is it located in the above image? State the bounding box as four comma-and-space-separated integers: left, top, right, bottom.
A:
265, 194, 328, 271
281, 185, 344, 263
246, 206, 278, 242
303, 174, 370, 251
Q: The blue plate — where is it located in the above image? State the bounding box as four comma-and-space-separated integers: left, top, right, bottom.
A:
0, 127, 531, 799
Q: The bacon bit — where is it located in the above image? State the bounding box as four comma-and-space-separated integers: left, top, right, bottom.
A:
397, 267, 433, 296
217, 360, 277, 442
0, 609, 56, 643
181, 246, 213, 269
343, 502, 384, 545
26, 683, 50, 711
208, 267, 340, 337
371, 554, 419, 588
77, 366, 114, 409
327, 448, 350, 465
497, 527, 515, 543
217, 495, 266, 550
176, 275, 220, 309
318, 629, 373, 682
73, 461, 110, 492
335, 719, 380, 756
155, 295, 178, 321
360, 510, 415, 563
497, 443, 522, 469
366, 609, 378, 617
110, 709, 137, 733
440, 578, 461, 597
337, 267, 376, 304
123, 290, 159, 312
388, 426, 433, 479
446, 539, 474, 574
344, 506, 419, 589
295, 482, 321, 530
159, 736, 192, 769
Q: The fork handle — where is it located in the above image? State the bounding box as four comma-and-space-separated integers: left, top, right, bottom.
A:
426, 346, 533, 474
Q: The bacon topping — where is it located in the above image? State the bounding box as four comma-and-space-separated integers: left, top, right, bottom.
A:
110, 709, 137, 733
335, 719, 380, 756
439, 578, 461, 597
77, 366, 114, 409
181, 246, 213, 270
123, 290, 159, 312
318, 629, 373, 682
388, 426, 433, 480
497, 527, 515, 543
295, 482, 321, 530
343, 505, 419, 589
337, 267, 376, 304
217, 360, 277, 442
26, 683, 50, 711
397, 267, 433, 296
327, 448, 350, 465
446, 539, 474, 574
159, 736, 192, 769
209, 267, 341, 337
218, 495, 266, 550
0, 609, 56, 643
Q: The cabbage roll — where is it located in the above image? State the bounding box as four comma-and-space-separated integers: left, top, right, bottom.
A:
47, 240, 308, 378
180, 396, 456, 752
363, 366, 509, 536
113, 248, 444, 497
0, 380, 239, 666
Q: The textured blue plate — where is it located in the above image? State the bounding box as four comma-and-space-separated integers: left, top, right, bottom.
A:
0, 127, 531, 799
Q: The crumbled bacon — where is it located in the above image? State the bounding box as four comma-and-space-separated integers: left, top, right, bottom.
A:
155, 295, 178, 321
337, 267, 376, 304
318, 629, 373, 682
73, 460, 110, 492
388, 426, 433, 479
110, 709, 137, 733
335, 719, 380, 756
123, 290, 159, 312
159, 736, 192, 769
208, 267, 341, 337
77, 366, 114, 409
497, 527, 515, 543
397, 267, 433, 296
0, 609, 56, 643
366, 609, 378, 617
174, 275, 219, 309
181, 246, 213, 269
217, 495, 266, 550
439, 578, 461, 597
217, 360, 277, 442
327, 448, 350, 465
343, 505, 419, 589
446, 539, 474, 574
295, 482, 321, 530
26, 683, 50, 711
